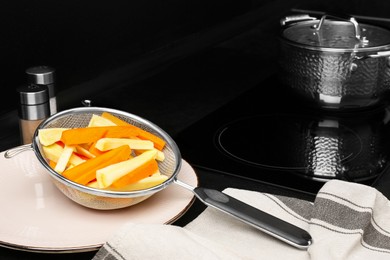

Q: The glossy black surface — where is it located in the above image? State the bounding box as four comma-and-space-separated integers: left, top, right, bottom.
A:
176, 75, 390, 196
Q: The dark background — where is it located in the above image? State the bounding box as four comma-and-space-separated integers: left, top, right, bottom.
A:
1, 0, 389, 116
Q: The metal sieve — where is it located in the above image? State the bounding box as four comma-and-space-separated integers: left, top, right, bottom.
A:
6, 106, 182, 210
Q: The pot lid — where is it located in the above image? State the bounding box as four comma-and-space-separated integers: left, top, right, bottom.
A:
282, 15, 390, 50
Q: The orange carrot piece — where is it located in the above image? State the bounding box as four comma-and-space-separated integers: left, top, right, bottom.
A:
110, 159, 159, 188
103, 127, 138, 139
101, 112, 166, 150
60, 126, 138, 146
134, 129, 166, 151
61, 127, 108, 145
49, 160, 57, 169
62, 145, 131, 185
88, 141, 105, 156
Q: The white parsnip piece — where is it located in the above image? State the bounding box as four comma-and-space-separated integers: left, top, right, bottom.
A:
95, 138, 154, 151
96, 149, 157, 188
38, 128, 69, 146
110, 173, 168, 191
43, 143, 85, 166
75, 145, 96, 159
87, 114, 117, 127
135, 148, 165, 161
155, 150, 165, 161
54, 145, 77, 174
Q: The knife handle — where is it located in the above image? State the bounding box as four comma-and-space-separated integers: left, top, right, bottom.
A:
193, 187, 312, 250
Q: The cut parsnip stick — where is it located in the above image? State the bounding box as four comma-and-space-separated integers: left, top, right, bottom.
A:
111, 173, 168, 191
87, 173, 168, 191
88, 114, 117, 127
134, 148, 165, 161
95, 138, 154, 151
55, 145, 76, 174
38, 128, 69, 146
96, 149, 157, 188
75, 145, 96, 159
155, 150, 165, 162
43, 143, 85, 166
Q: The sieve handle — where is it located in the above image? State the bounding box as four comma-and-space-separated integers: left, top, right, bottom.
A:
4, 144, 33, 159
192, 187, 312, 250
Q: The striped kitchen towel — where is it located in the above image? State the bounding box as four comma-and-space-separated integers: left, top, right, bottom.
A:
93, 180, 390, 260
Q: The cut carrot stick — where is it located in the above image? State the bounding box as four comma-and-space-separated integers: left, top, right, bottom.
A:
88, 141, 106, 157
60, 126, 138, 145
101, 112, 166, 150
49, 160, 57, 169
60, 127, 108, 145
110, 159, 159, 188
87, 180, 99, 188
62, 145, 131, 185
112, 173, 168, 191
103, 127, 138, 139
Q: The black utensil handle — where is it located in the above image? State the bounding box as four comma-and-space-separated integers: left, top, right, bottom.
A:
193, 187, 312, 250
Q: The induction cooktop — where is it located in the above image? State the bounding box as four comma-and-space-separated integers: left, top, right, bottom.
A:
175, 74, 390, 196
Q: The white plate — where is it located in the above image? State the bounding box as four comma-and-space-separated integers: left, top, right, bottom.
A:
0, 149, 197, 253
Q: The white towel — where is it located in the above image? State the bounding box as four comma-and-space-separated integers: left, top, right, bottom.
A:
92, 180, 390, 260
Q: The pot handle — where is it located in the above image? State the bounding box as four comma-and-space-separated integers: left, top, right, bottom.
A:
356, 51, 390, 64
366, 51, 390, 58
314, 14, 362, 40
280, 14, 317, 27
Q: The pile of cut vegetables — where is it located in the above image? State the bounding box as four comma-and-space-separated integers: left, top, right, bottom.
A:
38, 112, 169, 191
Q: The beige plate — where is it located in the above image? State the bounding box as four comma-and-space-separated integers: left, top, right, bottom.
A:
0, 149, 198, 253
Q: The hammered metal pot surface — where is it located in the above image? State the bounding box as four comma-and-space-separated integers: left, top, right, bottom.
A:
279, 43, 390, 109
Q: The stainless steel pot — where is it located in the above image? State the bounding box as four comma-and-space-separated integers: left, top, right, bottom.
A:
279, 14, 390, 110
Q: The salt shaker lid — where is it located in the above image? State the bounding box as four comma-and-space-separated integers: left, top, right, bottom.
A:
26, 66, 55, 85
17, 84, 49, 105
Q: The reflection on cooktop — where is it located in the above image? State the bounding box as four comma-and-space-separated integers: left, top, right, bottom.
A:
176, 75, 390, 195
216, 114, 388, 182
